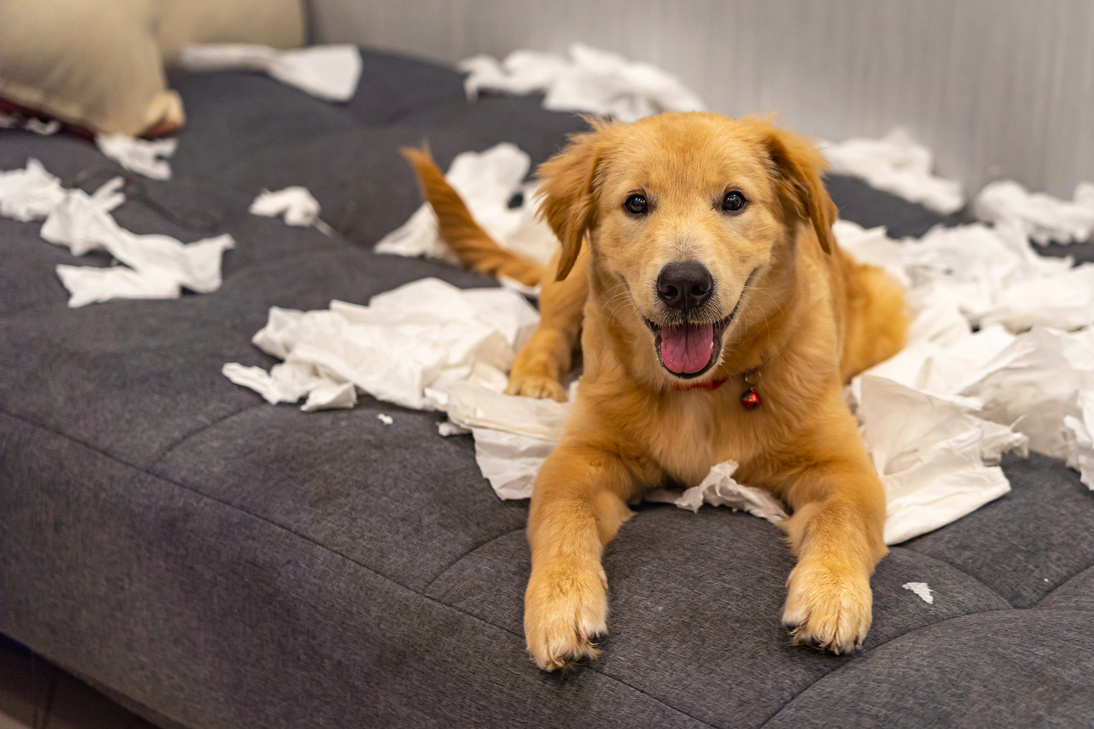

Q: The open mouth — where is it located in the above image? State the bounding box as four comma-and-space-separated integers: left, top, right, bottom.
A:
645, 314, 732, 379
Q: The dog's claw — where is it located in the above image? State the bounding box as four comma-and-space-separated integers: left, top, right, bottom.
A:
525, 562, 608, 672
782, 562, 872, 655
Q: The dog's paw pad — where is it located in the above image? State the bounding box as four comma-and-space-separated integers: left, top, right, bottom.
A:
782, 564, 872, 655
525, 567, 608, 671
506, 375, 568, 402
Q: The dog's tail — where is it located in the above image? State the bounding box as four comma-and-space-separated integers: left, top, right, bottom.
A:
401, 147, 545, 287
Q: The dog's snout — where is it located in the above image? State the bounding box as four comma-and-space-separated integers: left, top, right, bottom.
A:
656, 261, 713, 311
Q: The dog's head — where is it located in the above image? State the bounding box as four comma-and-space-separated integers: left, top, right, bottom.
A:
536, 113, 836, 385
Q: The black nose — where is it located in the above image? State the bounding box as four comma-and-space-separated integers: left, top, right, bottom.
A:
656, 261, 714, 311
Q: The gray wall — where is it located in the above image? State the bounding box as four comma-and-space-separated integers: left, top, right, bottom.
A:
311, 0, 1094, 200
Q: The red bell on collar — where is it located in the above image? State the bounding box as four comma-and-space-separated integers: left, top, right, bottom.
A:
740, 368, 761, 409
740, 386, 760, 409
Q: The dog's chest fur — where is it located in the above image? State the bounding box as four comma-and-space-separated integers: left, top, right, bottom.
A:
642, 387, 768, 487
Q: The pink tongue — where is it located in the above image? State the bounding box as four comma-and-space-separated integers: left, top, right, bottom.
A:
660, 323, 715, 374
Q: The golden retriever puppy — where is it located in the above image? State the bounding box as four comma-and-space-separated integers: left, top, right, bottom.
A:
403, 113, 908, 671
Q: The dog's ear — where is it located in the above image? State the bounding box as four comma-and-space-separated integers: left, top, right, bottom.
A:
762, 125, 837, 255
535, 123, 608, 280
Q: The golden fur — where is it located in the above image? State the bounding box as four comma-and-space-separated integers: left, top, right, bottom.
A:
404, 113, 908, 670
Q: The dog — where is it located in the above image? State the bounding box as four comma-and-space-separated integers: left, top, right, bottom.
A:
403, 112, 908, 671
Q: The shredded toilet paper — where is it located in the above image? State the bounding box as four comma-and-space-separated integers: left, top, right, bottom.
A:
0, 158, 234, 306
820, 129, 965, 215
0, 113, 61, 135
460, 43, 706, 123
223, 278, 540, 413
250, 186, 322, 226
95, 134, 178, 181
180, 44, 363, 102
646, 461, 789, 523
975, 180, 1094, 245
902, 582, 934, 604
837, 219, 1094, 528
0, 158, 68, 221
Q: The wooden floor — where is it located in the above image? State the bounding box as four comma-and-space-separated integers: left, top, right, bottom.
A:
0, 637, 157, 729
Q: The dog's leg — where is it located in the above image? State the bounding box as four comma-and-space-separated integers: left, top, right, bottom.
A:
524, 440, 638, 670
759, 404, 888, 654
506, 249, 589, 402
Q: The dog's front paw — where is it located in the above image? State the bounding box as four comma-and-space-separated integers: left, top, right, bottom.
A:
506, 374, 568, 402
782, 560, 872, 654
524, 563, 608, 671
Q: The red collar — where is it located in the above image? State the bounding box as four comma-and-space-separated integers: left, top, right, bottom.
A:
672, 377, 728, 392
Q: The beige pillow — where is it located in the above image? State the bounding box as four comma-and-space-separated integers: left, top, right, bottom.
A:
0, 0, 183, 137
0, 0, 305, 137
158, 0, 307, 67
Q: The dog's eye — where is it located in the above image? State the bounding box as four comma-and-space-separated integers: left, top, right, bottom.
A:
722, 191, 747, 213
623, 194, 649, 216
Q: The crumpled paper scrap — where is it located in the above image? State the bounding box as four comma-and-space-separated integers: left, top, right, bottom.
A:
470, 427, 558, 500
0, 113, 61, 135
0, 158, 67, 221
250, 186, 323, 227
95, 134, 178, 180
0, 158, 234, 306
838, 218, 1092, 332
975, 179, 1094, 245
180, 44, 363, 102
376, 142, 557, 270
647, 461, 789, 523
460, 43, 706, 123
902, 582, 934, 604
223, 277, 540, 412
854, 374, 1024, 544
838, 219, 1094, 539
820, 129, 965, 214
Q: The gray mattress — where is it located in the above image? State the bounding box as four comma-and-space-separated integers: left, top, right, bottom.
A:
2, 50, 1093, 729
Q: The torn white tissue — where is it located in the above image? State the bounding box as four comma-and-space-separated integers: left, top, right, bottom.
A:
902, 582, 934, 604
854, 374, 1021, 545
376, 143, 558, 269
95, 134, 177, 180
377, 413, 394, 426
0, 158, 234, 306
821, 129, 964, 214
221, 361, 358, 412
1064, 392, 1094, 489
0, 158, 67, 221
444, 380, 569, 441
646, 461, 788, 524
846, 220, 1087, 332
470, 427, 557, 500
460, 43, 706, 123
838, 219, 1094, 540
224, 278, 540, 412
41, 189, 235, 305
975, 180, 1094, 245
438, 421, 470, 437
0, 113, 61, 135
250, 187, 322, 227
180, 44, 363, 102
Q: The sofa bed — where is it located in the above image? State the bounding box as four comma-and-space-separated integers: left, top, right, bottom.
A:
2, 49, 1093, 728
